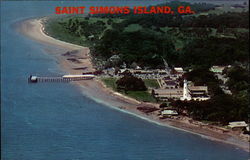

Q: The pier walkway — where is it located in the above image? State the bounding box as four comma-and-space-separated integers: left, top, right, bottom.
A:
28, 74, 94, 83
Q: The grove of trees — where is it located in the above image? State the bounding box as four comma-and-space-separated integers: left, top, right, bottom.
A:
116, 75, 147, 92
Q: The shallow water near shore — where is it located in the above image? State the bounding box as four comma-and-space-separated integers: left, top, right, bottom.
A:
1, 1, 249, 160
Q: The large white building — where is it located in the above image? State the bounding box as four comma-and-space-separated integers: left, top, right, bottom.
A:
153, 80, 210, 101
180, 80, 210, 101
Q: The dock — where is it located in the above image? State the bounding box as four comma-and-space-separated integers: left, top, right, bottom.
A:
28, 74, 95, 83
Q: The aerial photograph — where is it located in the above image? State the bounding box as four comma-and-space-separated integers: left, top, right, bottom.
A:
1, 0, 249, 159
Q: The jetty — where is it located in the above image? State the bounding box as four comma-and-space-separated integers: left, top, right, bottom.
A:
28, 74, 95, 83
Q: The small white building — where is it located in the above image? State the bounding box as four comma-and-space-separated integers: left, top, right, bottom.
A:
29, 76, 38, 83
161, 109, 178, 116
174, 67, 184, 73
135, 65, 142, 70
210, 66, 229, 74
87, 35, 95, 39
228, 121, 248, 131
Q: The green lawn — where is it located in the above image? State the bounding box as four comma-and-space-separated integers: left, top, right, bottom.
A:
44, 18, 87, 46
44, 17, 125, 47
143, 79, 159, 89
236, 28, 249, 33
101, 78, 117, 90
124, 24, 143, 32
160, 27, 172, 32
126, 91, 156, 102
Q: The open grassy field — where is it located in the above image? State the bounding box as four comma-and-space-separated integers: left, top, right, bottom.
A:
126, 91, 156, 102
44, 17, 122, 47
100, 77, 118, 90
124, 24, 143, 32
44, 18, 87, 46
143, 79, 160, 89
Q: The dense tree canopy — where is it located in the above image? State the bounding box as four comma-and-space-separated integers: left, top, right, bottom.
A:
178, 36, 249, 67
94, 28, 177, 68
171, 65, 249, 124
116, 75, 147, 91
184, 68, 224, 96
171, 93, 248, 124
225, 66, 249, 94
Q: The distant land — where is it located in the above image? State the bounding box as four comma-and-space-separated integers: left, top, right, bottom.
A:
181, 0, 248, 5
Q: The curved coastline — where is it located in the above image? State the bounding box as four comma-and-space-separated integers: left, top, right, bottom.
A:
18, 17, 249, 152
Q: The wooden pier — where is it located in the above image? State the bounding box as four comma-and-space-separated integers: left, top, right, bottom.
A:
28, 75, 94, 83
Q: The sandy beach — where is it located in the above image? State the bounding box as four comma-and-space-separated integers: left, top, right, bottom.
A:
18, 17, 249, 152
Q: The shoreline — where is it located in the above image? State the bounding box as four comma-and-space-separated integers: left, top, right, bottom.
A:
18, 17, 249, 152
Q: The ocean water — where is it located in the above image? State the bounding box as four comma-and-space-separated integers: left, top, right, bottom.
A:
1, 1, 249, 160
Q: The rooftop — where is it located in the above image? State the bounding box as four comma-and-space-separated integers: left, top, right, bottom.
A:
154, 88, 183, 95
162, 109, 178, 115
228, 121, 248, 128
174, 67, 184, 72
210, 66, 227, 73
189, 86, 208, 92
165, 80, 177, 86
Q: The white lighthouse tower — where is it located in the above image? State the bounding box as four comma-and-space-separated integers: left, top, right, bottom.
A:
181, 79, 191, 101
